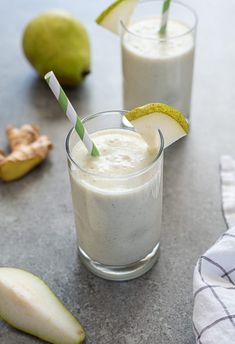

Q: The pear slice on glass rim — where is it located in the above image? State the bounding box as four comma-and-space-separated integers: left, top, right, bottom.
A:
125, 103, 189, 151
96, 0, 138, 35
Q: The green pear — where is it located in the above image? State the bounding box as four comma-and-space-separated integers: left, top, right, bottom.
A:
0, 267, 85, 343
22, 11, 90, 86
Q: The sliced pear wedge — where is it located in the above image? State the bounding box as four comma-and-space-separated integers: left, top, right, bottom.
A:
96, 0, 138, 35
0, 268, 85, 344
125, 103, 189, 150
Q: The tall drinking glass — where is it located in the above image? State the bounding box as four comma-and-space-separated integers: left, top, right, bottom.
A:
66, 111, 164, 281
121, 0, 197, 118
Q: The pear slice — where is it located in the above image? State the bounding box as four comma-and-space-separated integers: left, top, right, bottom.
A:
96, 0, 138, 35
0, 268, 85, 344
125, 103, 189, 150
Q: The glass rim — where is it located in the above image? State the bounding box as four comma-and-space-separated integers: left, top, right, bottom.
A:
120, 0, 198, 42
65, 110, 164, 180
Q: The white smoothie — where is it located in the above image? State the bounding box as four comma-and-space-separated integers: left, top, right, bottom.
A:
122, 17, 195, 116
70, 129, 163, 266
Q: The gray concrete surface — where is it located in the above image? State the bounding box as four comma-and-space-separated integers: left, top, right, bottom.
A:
0, 0, 234, 343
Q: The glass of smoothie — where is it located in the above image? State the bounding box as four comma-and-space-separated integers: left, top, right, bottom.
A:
66, 111, 164, 281
121, 0, 197, 118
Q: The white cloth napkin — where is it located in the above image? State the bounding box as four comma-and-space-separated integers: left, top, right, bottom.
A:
193, 155, 235, 344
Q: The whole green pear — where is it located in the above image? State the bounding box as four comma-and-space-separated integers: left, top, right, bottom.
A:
22, 11, 91, 86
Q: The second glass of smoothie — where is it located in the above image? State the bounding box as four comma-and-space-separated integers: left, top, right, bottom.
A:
121, 0, 197, 118
66, 111, 164, 281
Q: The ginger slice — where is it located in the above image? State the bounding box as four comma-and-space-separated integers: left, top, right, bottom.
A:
0, 125, 53, 182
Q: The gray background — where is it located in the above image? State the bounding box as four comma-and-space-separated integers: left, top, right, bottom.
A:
0, 0, 234, 343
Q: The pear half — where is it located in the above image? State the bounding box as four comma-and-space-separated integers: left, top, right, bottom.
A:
125, 103, 189, 150
96, 0, 138, 35
0, 268, 85, 344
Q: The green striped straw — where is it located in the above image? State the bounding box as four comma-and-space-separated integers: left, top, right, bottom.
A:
44, 71, 100, 157
159, 0, 171, 34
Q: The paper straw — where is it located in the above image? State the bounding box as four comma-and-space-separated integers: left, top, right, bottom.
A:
44, 71, 100, 157
159, 0, 171, 34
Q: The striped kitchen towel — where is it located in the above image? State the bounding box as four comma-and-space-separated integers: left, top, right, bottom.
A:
193, 155, 235, 343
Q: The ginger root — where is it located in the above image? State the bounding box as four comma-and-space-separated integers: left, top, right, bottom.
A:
0, 124, 53, 182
